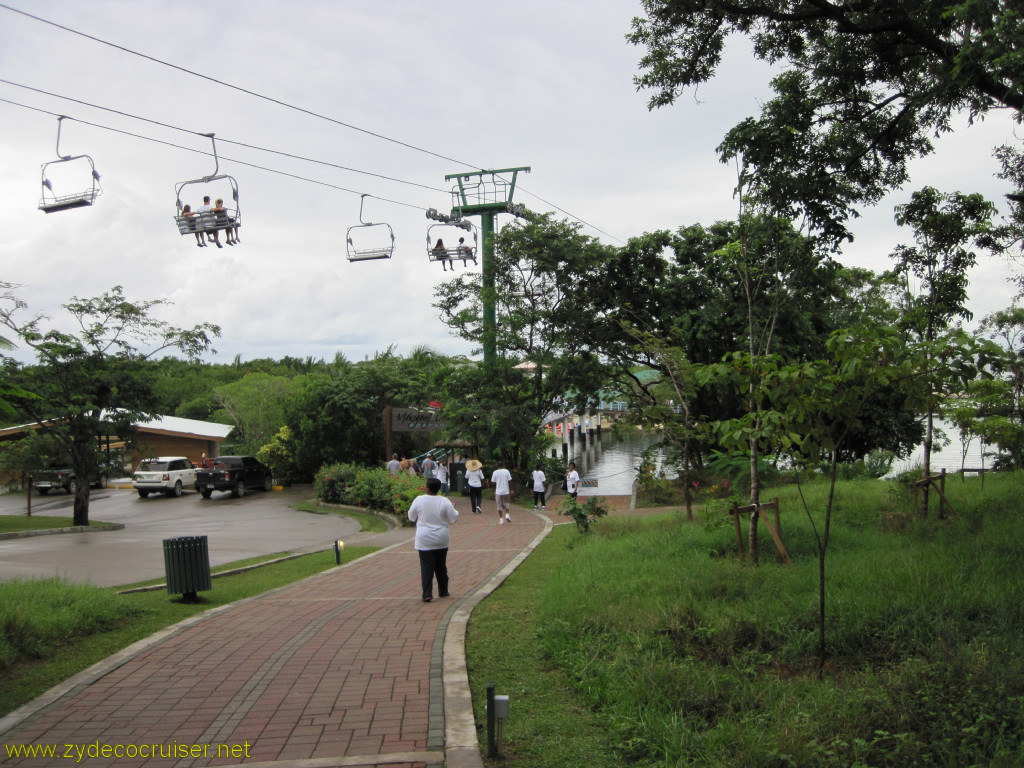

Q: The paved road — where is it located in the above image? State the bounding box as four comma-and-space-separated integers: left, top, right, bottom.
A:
0, 485, 374, 587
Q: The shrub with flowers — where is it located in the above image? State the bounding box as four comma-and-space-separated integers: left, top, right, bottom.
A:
314, 464, 422, 525
391, 474, 425, 517
314, 462, 360, 504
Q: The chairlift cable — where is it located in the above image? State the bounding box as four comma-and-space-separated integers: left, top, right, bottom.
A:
0, 1, 475, 168
0, 78, 448, 195
0, 98, 425, 211
493, 174, 624, 244
0, 3, 623, 242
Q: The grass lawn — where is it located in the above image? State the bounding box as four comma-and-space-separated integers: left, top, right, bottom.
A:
467, 523, 620, 768
290, 500, 389, 532
0, 516, 119, 534
467, 473, 1024, 767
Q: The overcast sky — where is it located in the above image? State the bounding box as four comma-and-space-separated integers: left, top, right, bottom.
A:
1, 1, 1020, 366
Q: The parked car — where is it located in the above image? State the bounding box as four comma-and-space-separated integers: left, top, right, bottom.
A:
133, 456, 197, 498
195, 456, 274, 498
34, 463, 111, 495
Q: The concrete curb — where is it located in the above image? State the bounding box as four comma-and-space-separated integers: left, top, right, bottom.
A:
443, 509, 555, 768
0, 521, 124, 540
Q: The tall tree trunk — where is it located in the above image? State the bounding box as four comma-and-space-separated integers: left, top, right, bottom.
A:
748, 429, 760, 564
922, 408, 934, 517
73, 483, 90, 527
817, 450, 840, 678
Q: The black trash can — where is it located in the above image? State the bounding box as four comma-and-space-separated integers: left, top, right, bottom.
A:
162, 536, 212, 600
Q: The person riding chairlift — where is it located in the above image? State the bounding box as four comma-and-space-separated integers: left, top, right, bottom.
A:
456, 236, 472, 266
433, 238, 452, 271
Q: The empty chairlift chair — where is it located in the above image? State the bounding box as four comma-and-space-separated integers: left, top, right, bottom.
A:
346, 195, 395, 261
38, 116, 102, 213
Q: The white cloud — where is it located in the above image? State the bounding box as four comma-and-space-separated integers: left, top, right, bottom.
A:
0, 1, 1019, 366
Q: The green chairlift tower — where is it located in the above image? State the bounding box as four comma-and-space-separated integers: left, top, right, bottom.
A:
431, 166, 531, 367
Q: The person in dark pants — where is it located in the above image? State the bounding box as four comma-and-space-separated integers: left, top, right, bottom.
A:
465, 458, 485, 514
407, 477, 459, 602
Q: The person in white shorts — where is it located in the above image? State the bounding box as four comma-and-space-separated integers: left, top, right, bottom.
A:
491, 461, 513, 523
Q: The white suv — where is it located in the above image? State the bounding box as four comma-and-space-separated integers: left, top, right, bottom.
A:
133, 456, 197, 498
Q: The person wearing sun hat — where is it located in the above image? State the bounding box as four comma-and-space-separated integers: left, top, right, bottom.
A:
465, 458, 485, 514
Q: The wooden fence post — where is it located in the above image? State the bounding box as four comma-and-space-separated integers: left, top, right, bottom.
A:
729, 501, 745, 562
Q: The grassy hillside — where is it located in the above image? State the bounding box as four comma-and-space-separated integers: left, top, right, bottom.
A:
467, 473, 1024, 767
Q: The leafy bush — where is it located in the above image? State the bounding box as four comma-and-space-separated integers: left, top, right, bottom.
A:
560, 495, 610, 533
390, 474, 426, 516
314, 464, 421, 523
256, 426, 302, 485
314, 462, 361, 504
826, 449, 897, 480
637, 475, 679, 506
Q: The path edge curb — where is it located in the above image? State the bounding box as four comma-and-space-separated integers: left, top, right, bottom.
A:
443, 510, 554, 768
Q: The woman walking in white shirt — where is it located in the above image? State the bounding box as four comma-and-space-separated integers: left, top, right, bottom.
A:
407, 478, 459, 602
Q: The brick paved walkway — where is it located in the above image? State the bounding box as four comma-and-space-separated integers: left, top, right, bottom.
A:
0, 496, 552, 768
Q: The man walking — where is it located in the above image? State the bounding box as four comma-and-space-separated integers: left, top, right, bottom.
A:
421, 454, 437, 479
491, 461, 513, 524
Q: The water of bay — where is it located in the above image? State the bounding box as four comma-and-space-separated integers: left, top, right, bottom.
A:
566, 429, 664, 497
566, 418, 987, 497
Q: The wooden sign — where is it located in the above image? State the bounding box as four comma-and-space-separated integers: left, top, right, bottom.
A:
389, 408, 445, 432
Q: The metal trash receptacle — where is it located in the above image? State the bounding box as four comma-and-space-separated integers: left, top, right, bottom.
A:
162, 535, 212, 600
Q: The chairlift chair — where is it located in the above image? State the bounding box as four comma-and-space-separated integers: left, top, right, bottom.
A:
38, 116, 102, 213
173, 133, 241, 242
346, 195, 395, 261
426, 220, 478, 268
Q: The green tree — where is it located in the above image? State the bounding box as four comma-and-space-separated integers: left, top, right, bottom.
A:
0, 431, 57, 493
435, 214, 617, 466
629, 1, 1024, 245
287, 348, 450, 476
886, 186, 1000, 511
971, 305, 1024, 468
0, 286, 219, 525
776, 325, 988, 674
212, 372, 303, 454
677, 209, 841, 560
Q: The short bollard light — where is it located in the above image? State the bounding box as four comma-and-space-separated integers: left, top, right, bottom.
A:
334, 539, 344, 564
486, 683, 510, 757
